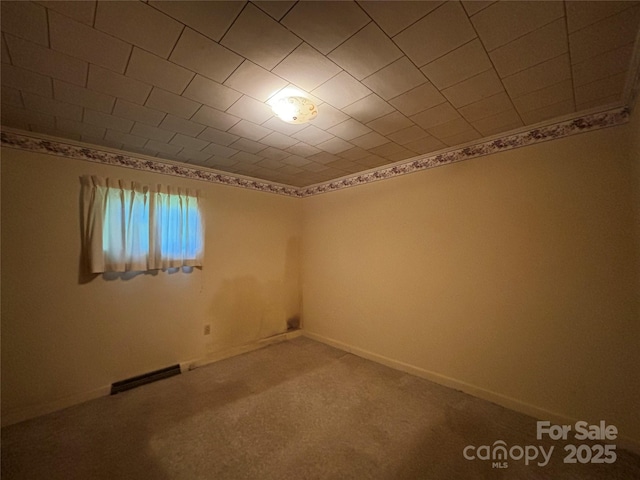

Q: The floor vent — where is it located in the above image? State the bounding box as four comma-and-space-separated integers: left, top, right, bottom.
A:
110, 364, 181, 395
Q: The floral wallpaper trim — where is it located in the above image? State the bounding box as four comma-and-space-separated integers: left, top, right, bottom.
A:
0, 106, 629, 198
0, 130, 303, 197
298, 106, 630, 197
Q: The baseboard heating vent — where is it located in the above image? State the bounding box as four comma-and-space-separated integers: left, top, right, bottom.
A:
110, 364, 181, 395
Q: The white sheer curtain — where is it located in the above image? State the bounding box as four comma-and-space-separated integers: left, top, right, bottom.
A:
81, 175, 204, 273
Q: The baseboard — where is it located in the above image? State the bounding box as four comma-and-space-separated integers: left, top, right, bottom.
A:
1, 330, 303, 428
302, 330, 640, 456
1, 385, 112, 428
189, 329, 303, 370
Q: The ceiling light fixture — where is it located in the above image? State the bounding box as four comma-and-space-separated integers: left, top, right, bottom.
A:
271, 95, 318, 124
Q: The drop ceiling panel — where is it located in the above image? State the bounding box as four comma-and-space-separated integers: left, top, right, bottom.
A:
1, 0, 639, 188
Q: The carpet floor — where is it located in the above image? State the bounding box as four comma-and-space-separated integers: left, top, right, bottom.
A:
2, 337, 639, 479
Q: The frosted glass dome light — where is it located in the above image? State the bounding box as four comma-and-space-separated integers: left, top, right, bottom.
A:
271, 96, 318, 124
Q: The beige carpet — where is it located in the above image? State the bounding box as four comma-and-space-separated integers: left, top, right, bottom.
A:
2, 337, 639, 479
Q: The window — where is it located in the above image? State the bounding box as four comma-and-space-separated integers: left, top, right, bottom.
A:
81, 175, 204, 273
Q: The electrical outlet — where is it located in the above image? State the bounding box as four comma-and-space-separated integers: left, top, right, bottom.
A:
204, 324, 211, 335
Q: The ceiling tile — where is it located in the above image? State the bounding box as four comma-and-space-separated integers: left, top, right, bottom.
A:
367, 111, 414, 135
221, 3, 301, 70
2, 35, 11, 64
442, 69, 503, 108
257, 146, 287, 160
22, 92, 83, 121
393, 2, 476, 67
572, 43, 634, 88
53, 80, 115, 114
471, 108, 523, 137
312, 71, 372, 109
5, 33, 87, 86
338, 146, 370, 161
262, 116, 308, 135
410, 102, 460, 130
227, 95, 274, 124
1, 1, 48, 46
369, 141, 413, 159
113, 98, 165, 127
471, 1, 564, 51
327, 119, 372, 140
104, 129, 148, 148
88, 64, 151, 105
170, 133, 209, 151
281, 1, 370, 55
203, 143, 239, 158
49, 10, 131, 74
230, 151, 263, 164
461, 1, 495, 17
342, 94, 394, 123
439, 128, 482, 147
490, 18, 568, 78
229, 138, 270, 153
57, 117, 105, 138
458, 91, 515, 122
2, 86, 23, 107
197, 127, 239, 146
316, 137, 354, 154
354, 154, 389, 168
350, 131, 388, 149
420, 39, 492, 90
126, 48, 194, 95
260, 131, 299, 149
145, 87, 200, 119
566, 1, 634, 33
224, 60, 288, 102
253, 1, 296, 21
36, 0, 96, 24
326, 158, 363, 172
169, 28, 243, 84
145, 139, 182, 155
502, 54, 571, 99
575, 72, 626, 108
159, 114, 206, 137
94, 1, 182, 58
191, 105, 240, 131
513, 79, 574, 114
358, 1, 443, 37
308, 103, 349, 130
287, 143, 322, 157
228, 119, 272, 141
569, 6, 640, 64
362, 57, 427, 100
520, 98, 575, 125
2, 64, 53, 97
308, 151, 342, 165
208, 156, 239, 168
149, 1, 244, 42
84, 109, 134, 133
177, 148, 212, 163
183, 75, 241, 110
272, 43, 341, 92
389, 81, 445, 116
131, 122, 175, 143
328, 23, 403, 80
282, 154, 313, 166
2, 104, 54, 129
292, 125, 335, 145
576, 94, 622, 111
427, 117, 475, 139
387, 125, 430, 145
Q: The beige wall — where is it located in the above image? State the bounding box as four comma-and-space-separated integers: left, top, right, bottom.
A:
1, 147, 301, 424
302, 123, 640, 444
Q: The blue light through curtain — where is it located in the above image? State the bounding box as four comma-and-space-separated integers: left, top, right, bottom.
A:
81, 175, 204, 273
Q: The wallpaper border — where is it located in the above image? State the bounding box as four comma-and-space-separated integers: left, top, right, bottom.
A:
0, 106, 630, 198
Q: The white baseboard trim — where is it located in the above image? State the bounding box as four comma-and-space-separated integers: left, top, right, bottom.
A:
2, 330, 303, 428
189, 329, 303, 370
302, 330, 640, 455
